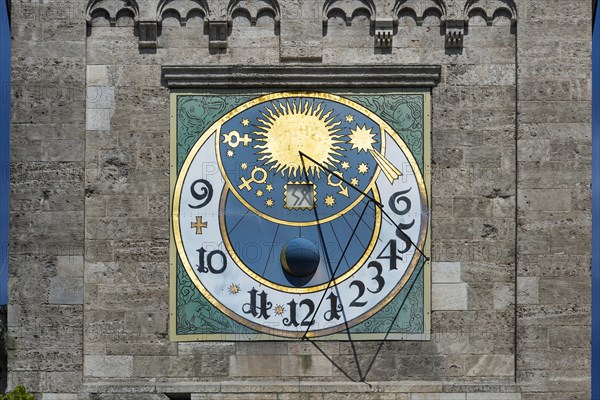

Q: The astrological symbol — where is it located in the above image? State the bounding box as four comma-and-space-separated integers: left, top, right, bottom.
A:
238, 166, 267, 191
291, 186, 312, 207
327, 172, 349, 197
191, 216, 208, 235
222, 130, 252, 148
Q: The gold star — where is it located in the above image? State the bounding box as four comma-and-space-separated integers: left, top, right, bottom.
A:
227, 149, 235, 158
256, 189, 264, 197
228, 284, 240, 295
191, 216, 208, 235
358, 163, 369, 174
266, 198, 274, 207
274, 305, 285, 316
324, 195, 336, 207
341, 161, 350, 170
241, 118, 250, 127
241, 162, 248, 170
349, 124, 377, 153
266, 184, 273, 192
345, 114, 354, 123
350, 177, 359, 186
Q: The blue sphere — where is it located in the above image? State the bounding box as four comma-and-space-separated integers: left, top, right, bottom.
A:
281, 238, 320, 278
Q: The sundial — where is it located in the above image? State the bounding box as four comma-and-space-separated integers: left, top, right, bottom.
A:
171, 91, 430, 349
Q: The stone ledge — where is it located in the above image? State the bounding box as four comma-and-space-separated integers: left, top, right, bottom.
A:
83, 380, 520, 395
161, 65, 442, 89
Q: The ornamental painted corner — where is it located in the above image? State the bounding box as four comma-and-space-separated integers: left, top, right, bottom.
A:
170, 91, 431, 341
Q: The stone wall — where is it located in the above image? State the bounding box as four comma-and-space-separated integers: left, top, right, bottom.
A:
9, 0, 86, 396
516, 1, 591, 398
8, 0, 591, 398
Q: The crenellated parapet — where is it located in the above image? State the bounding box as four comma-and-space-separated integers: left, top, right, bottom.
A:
464, 0, 517, 25
209, 0, 281, 49
156, 0, 209, 26
323, 0, 383, 47
137, 0, 210, 49
86, 0, 139, 27
323, 0, 376, 26
443, 0, 516, 48
394, 0, 446, 25
228, 0, 281, 26
84, 0, 516, 53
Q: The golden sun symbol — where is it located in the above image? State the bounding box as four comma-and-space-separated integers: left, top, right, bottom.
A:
274, 305, 285, 316
228, 284, 240, 295
254, 99, 344, 178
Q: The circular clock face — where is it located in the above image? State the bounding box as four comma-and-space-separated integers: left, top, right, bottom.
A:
173, 92, 428, 338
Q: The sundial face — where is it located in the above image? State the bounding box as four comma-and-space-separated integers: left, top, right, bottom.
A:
172, 91, 430, 339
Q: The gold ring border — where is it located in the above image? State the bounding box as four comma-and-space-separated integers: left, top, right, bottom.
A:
172, 91, 429, 338
218, 185, 382, 294
214, 92, 385, 227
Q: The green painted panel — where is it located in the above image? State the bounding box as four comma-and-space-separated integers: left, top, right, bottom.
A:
172, 91, 429, 341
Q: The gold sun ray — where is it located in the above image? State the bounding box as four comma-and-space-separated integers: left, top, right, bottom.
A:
266, 107, 277, 120
276, 101, 287, 116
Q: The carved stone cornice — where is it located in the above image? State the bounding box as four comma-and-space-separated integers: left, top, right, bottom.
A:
161, 65, 442, 88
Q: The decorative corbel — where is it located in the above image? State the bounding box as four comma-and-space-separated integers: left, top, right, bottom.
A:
374, 18, 394, 48
138, 20, 157, 49
208, 21, 228, 49
445, 19, 464, 49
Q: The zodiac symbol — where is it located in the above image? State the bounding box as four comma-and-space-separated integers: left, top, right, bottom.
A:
327, 172, 349, 198
238, 166, 267, 191
223, 130, 252, 148
291, 187, 312, 207
286, 183, 315, 209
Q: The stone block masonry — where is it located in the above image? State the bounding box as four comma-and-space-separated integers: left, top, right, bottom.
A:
7, 0, 591, 398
